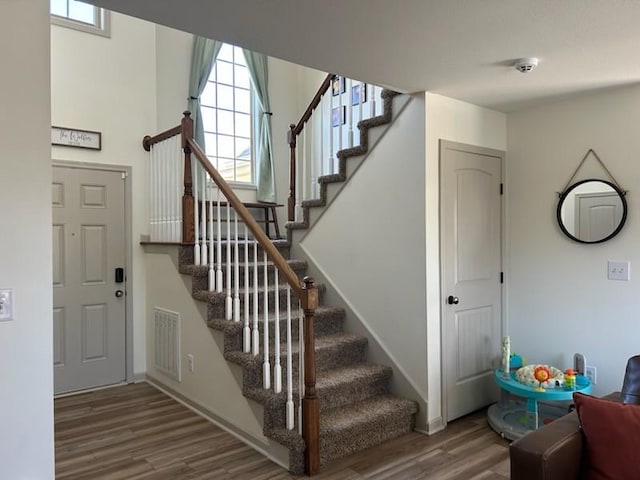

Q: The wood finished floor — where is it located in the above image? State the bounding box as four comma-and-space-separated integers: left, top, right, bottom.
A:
55, 382, 510, 479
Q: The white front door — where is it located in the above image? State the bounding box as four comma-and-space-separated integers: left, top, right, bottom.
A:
53, 166, 127, 394
440, 140, 504, 421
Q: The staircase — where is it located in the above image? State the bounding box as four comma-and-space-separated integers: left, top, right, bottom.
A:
143, 81, 417, 475
178, 239, 417, 474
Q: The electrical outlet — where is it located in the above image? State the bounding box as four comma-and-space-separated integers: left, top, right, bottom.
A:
586, 365, 597, 385
0, 289, 13, 321
187, 354, 194, 372
608, 261, 630, 281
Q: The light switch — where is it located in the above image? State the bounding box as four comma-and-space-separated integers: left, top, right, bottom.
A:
608, 261, 630, 281
0, 289, 13, 321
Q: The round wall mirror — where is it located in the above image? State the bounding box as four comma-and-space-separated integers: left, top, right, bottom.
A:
557, 179, 627, 244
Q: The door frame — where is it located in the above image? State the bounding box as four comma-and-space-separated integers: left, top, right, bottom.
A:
438, 140, 507, 426
52, 160, 134, 386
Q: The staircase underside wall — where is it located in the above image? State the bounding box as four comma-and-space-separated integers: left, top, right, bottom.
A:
298, 93, 429, 430
143, 244, 290, 469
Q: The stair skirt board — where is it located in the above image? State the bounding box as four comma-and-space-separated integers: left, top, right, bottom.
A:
153, 307, 181, 382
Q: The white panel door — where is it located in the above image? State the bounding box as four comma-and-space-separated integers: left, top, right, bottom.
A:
576, 192, 623, 242
440, 141, 503, 422
53, 166, 126, 394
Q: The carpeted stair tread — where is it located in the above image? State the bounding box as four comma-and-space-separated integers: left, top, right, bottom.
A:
182, 258, 307, 277
319, 395, 418, 465
315, 364, 392, 411
316, 363, 391, 389
224, 332, 367, 368
321, 395, 417, 432
207, 305, 345, 338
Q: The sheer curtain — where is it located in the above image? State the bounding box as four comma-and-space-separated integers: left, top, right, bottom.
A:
188, 36, 222, 149
243, 50, 276, 203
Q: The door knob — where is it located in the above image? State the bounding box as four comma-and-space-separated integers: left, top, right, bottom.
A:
115, 290, 124, 298
447, 295, 459, 305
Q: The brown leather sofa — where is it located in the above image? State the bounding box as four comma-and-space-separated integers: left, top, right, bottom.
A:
509, 355, 640, 480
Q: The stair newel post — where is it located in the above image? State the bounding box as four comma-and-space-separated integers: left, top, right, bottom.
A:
180, 111, 195, 244
288, 124, 297, 222
301, 276, 320, 476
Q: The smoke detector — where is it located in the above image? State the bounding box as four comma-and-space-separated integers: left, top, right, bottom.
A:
514, 57, 539, 73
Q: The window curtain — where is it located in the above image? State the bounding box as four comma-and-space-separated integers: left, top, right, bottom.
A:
188, 36, 222, 150
243, 50, 276, 203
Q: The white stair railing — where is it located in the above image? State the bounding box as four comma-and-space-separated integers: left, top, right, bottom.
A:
290, 76, 384, 223
144, 114, 322, 465
148, 133, 182, 242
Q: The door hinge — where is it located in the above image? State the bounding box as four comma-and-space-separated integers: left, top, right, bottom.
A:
500, 272, 504, 284
500, 183, 504, 195
121, 172, 128, 180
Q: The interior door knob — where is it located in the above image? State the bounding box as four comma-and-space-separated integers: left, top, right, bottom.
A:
115, 290, 124, 298
447, 295, 459, 305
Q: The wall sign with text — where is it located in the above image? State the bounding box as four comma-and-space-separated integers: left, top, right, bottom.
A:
51, 126, 102, 150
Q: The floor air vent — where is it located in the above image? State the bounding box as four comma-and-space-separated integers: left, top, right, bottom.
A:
154, 307, 181, 381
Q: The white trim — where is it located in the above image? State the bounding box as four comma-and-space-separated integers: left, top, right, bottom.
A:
426, 416, 445, 434
51, 8, 111, 38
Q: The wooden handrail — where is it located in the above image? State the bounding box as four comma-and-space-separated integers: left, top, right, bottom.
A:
142, 125, 181, 151
145, 111, 320, 475
293, 73, 334, 135
288, 73, 335, 221
186, 136, 303, 296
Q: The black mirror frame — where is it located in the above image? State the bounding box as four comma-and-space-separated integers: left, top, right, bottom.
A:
557, 178, 628, 244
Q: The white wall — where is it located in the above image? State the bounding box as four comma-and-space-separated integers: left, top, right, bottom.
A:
301, 93, 429, 426
51, 12, 158, 376
0, 0, 54, 477
144, 247, 288, 467
425, 93, 507, 430
507, 84, 640, 396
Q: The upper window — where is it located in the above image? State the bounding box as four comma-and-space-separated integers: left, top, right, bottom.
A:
51, 0, 110, 37
200, 44, 253, 184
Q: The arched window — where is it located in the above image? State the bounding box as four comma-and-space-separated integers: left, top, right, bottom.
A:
200, 44, 253, 184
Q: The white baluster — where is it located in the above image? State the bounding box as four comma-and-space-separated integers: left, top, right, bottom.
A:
208, 179, 215, 292
233, 210, 240, 322
370, 84, 377, 118
252, 240, 259, 356
357, 82, 364, 146
216, 190, 223, 293
274, 268, 282, 394
174, 136, 182, 242
201, 170, 208, 266
298, 302, 304, 435
149, 145, 156, 241
193, 165, 200, 265
328, 94, 334, 175
243, 225, 250, 352
285, 284, 294, 430
347, 78, 354, 148
301, 127, 308, 203
263, 250, 271, 389
225, 201, 232, 320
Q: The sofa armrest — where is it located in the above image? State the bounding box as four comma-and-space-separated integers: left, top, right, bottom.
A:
509, 411, 583, 480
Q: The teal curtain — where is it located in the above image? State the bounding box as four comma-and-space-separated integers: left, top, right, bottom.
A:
243, 49, 276, 203
188, 36, 222, 150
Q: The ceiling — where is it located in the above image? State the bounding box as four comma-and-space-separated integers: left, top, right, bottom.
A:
88, 0, 640, 112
